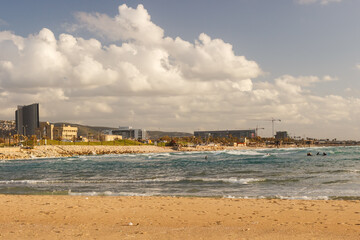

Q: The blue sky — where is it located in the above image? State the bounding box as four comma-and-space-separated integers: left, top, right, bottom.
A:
0, 0, 360, 139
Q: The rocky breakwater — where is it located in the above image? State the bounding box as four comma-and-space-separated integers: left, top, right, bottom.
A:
0, 145, 175, 160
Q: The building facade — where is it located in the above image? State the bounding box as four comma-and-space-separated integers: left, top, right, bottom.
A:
100, 134, 123, 142
36, 122, 54, 140
111, 126, 147, 140
275, 131, 288, 139
15, 103, 39, 137
194, 129, 256, 140
53, 124, 78, 141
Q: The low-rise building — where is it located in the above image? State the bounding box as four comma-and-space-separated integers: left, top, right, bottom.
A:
100, 134, 123, 142
0, 120, 15, 131
111, 126, 147, 140
36, 122, 54, 140
54, 124, 78, 141
194, 129, 256, 140
275, 131, 288, 139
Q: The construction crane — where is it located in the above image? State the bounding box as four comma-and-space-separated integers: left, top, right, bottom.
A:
251, 118, 281, 138
269, 118, 281, 137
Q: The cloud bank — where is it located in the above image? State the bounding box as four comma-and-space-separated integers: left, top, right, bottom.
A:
0, 4, 358, 139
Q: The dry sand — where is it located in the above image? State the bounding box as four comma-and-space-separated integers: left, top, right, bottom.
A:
0, 195, 359, 239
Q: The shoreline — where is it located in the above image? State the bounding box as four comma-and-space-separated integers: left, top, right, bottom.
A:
0, 144, 333, 160
0, 195, 359, 239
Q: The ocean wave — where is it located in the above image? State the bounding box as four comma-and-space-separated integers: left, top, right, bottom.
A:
0, 180, 52, 184
276, 195, 329, 200
323, 169, 360, 174
141, 153, 172, 157
68, 191, 151, 197
223, 195, 330, 200
0, 177, 265, 185
225, 150, 265, 156
206, 177, 264, 184
322, 180, 350, 185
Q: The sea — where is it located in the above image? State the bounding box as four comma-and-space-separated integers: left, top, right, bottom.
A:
0, 146, 359, 200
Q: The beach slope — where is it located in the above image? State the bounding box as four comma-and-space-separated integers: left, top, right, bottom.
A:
0, 195, 359, 239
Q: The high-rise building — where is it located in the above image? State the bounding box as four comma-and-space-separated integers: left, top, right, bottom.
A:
15, 103, 39, 137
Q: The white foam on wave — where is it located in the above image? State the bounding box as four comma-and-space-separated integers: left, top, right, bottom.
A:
223, 195, 330, 200
219, 177, 264, 184
225, 150, 264, 156
0, 180, 54, 184
140, 152, 172, 157
68, 190, 151, 197
0, 177, 266, 185
68, 191, 115, 196
186, 177, 265, 184
276, 195, 329, 200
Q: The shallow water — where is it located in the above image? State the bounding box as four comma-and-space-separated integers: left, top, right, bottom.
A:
0, 146, 359, 199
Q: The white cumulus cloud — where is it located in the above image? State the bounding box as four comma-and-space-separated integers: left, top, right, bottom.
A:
0, 4, 359, 139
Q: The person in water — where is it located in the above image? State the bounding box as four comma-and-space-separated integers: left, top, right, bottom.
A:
307, 152, 312, 156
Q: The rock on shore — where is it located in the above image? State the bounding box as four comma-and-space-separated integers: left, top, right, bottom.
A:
0, 145, 175, 160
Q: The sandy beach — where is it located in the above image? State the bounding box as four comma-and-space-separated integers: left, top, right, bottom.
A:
0, 195, 359, 239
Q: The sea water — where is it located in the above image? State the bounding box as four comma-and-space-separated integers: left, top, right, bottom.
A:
0, 146, 359, 200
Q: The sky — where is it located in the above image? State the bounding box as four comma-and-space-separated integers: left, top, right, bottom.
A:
0, 0, 360, 139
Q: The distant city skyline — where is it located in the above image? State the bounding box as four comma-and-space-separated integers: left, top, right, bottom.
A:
1, 0, 360, 139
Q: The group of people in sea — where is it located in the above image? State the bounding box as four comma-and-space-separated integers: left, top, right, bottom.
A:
307, 152, 327, 156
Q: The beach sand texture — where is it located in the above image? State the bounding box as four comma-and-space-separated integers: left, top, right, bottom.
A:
0, 195, 359, 239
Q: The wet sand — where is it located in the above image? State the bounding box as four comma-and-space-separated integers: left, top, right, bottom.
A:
0, 195, 359, 239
